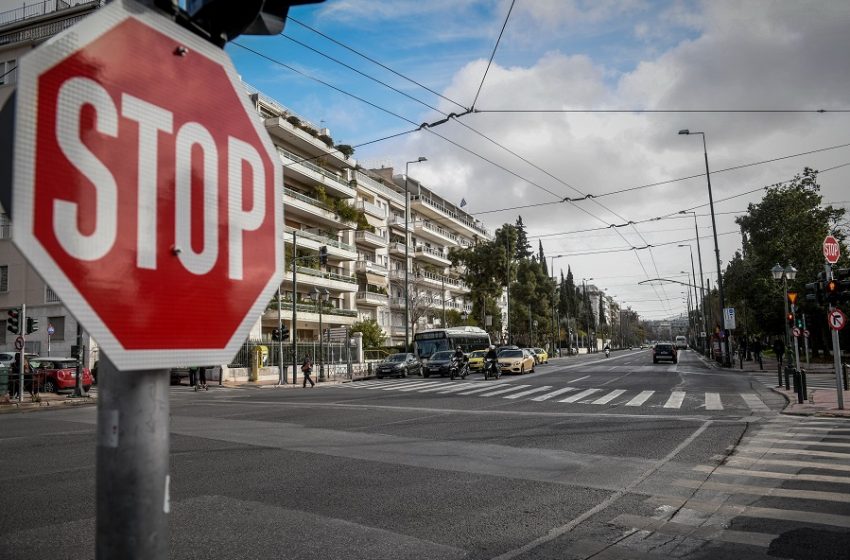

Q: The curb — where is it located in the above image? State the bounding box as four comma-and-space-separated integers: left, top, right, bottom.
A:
0, 396, 97, 414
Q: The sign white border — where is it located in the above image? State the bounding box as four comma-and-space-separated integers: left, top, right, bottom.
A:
12, 0, 283, 371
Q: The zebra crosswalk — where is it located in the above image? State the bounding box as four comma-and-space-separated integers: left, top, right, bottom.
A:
332, 378, 773, 412
603, 416, 850, 559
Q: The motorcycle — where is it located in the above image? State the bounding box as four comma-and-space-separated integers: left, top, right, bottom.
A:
604, 348, 610, 358
484, 357, 501, 380
450, 356, 469, 380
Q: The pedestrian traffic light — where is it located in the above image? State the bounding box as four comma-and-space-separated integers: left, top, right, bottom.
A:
795, 317, 804, 329
6, 308, 20, 335
826, 278, 839, 304
26, 317, 39, 334
318, 246, 328, 265
271, 328, 281, 341
786, 312, 794, 327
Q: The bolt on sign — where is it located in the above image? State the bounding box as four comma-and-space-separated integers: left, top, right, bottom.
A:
11, 0, 283, 370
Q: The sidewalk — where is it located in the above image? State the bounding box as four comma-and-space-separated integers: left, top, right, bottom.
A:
0, 391, 96, 414
701, 351, 850, 418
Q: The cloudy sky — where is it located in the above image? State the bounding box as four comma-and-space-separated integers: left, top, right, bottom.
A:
227, 0, 850, 321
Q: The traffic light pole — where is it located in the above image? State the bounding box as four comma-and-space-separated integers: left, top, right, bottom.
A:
17, 304, 25, 403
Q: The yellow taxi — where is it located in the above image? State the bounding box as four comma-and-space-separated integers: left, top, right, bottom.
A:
467, 350, 487, 371
532, 347, 548, 364
498, 348, 535, 375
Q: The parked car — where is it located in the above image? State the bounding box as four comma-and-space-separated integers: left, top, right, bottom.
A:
170, 368, 190, 385
652, 343, 678, 364
467, 350, 487, 372
30, 357, 93, 393
376, 353, 421, 379
423, 351, 456, 378
498, 349, 535, 375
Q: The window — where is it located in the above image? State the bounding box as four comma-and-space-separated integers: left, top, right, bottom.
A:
0, 265, 7, 292
0, 320, 5, 344
48, 316, 65, 341
0, 213, 10, 239
0, 60, 16, 86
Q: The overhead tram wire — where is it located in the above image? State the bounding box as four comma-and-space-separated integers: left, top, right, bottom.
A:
474, 108, 849, 114
472, 141, 850, 216
469, 0, 516, 110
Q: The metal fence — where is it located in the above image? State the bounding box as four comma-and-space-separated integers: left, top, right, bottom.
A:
231, 339, 370, 381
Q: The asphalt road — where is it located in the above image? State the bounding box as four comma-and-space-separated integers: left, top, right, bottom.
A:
1, 348, 848, 559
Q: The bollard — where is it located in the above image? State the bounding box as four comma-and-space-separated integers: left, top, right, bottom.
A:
800, 369, 808, 402
844, 363, 849, 391
784, 365, 793, 391
777, 361, 783, 387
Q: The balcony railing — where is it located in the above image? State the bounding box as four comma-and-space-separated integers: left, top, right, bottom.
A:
415, 245, 448, 261
0, 13, 85, 46
411, 194, 488, 236
355, 260, 388, 275
284, 226, 356, 253
387, 215, 410, 229
278, 147, 353, 194
283, 187, 335, 212
414, 220, 457, 242
0, 0, 99, 26
356, 199, 386, 219
354, 230, 388, 246
353, 170, 404, 204
295, 265, 357, 284
272, 300, 358, 317
356, 291, 389, 305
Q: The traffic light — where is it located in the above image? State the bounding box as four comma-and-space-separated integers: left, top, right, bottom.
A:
795, 317, 804, 329
786, 312, 794, 327
318, 246, 328, 265
805, 280, 824, 304
280, 326, 290, 340
835, 268, 850, 303
26, 317, 39, 334
826, 278, 839, 304
271, 328, 281, 341
6, 308, 20, 334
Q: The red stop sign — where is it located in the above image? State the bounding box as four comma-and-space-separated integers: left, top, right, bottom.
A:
12, 3, 282, 370
824, 235, 840, 264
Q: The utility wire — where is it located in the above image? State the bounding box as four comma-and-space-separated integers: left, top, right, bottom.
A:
475, 108, 848, 114
470, 0, 516, 110
286, 17, 468, 112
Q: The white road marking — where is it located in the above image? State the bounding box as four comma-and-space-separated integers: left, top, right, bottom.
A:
674, 479, 850, 504
591, 389, 626, 405
625, 391, 654, 407
504, 386, 553, 399
458, 384, 510, 396
558, 388, 602, 403
478, 385, 532, 397
432, 383, 477, 394
740, 393, 770, 412
568, 375, 590, 383
418, 383, 469, 393
705, 392, 723, 410
531, 387, 578, 402
692, 464, 850, 485
663, 391, 686, 409
395, 381, 442, 392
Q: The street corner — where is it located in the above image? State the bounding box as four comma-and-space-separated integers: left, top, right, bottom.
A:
0, 392, 96, 414
773, 386, 850, 418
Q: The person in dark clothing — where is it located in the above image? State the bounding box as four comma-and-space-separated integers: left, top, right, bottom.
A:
772, 338, 785, 365
301, 355, 315, 388
752, 338, 763, 370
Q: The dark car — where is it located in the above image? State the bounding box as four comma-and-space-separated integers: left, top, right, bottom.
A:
652, 343, 678, 364
376, 353, 421, 379
423, 351, 456, 378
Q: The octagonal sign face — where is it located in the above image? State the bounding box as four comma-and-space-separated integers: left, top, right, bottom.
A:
12, 0, 283, 370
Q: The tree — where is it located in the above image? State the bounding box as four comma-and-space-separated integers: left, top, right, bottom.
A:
514, 216, 532, 260
348, 318, 385, 348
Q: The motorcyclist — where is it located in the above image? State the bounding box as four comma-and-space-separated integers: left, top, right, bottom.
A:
604, 343, 611, 357
451, 346, 465, 378
484, 345, 499, 377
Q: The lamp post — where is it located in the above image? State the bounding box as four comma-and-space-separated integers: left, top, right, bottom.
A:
310, 287, 330, 381
582, 278, 593, 352
678, 243, 705, 354
771, 264, 798, 386
404, 157, 427, 351
679, 211, 708, 353
679, 130, 730, 366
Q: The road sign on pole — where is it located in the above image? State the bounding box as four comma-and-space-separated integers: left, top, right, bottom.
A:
829, 308, 847, 331
824, 235, 841, 264
11, 0, 283, 371
792, 327, 801, 338
723, 307, 736, 330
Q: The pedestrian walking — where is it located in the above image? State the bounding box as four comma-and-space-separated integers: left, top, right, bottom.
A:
301, 355, 315, 388
194, 366, 208, 391
188, 366, 196, 388
772, 338, 785, 366
752, 338, 763, 370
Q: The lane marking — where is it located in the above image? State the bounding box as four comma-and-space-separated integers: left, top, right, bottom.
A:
705, 392, 723, 410
592, 390, 626, 405
724, 457, 850, 473
559, 388, 602, 403
692, 464, 850, 485
478, 385, 532, 397
504, 386, 553, 400
432, 383, 477, 394
625, 391, 654, 407
735, 446, 850, 459
674, 479, 850, 503
569, 375, 590, 383
664, 391, 686, 409
740, 393, 770, 412
744, 438, 850, 449
458, 384, 510, 396
609, 513, 775, 547
418, 383, 471, 393
754, 432, 850, 441
393, 382, 442, 392
531, 387, 578, 402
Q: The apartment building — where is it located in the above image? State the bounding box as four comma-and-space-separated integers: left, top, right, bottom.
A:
0, 1, 103, 361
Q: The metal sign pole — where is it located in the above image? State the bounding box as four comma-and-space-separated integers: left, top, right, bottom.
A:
826, 263, 845, 410
802, 313, 810, 370
18, 304, 26, 403
96, 355, 170, 559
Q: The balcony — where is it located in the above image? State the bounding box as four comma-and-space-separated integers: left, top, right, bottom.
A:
263, 116, 355, 168
284, 265, 358, 292
278, 147, 355, 199
412, 220, 457, 245
414, 245, 451, 267
352, 170, 405, 206
389, 297, 406, 309
388, 270, 405, 282
354, 260, 388, 276
283, 187, 355, 229
388, 242, 411, 256
410, 194, 489, 239
387, 215, 410, 231
284, 226, 357, 261
354, 230, 388, 249
356, 199, 387, 220
263, 301, 358, 326
356, 291, 389, 307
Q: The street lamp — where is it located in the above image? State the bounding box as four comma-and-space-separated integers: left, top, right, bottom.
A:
678, 242, 706, 354
581, 278, 593, 352
771, 263, 798, 386
404, 157, 427, 351
310, 287, 330, 381
679, 129, 730, 366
